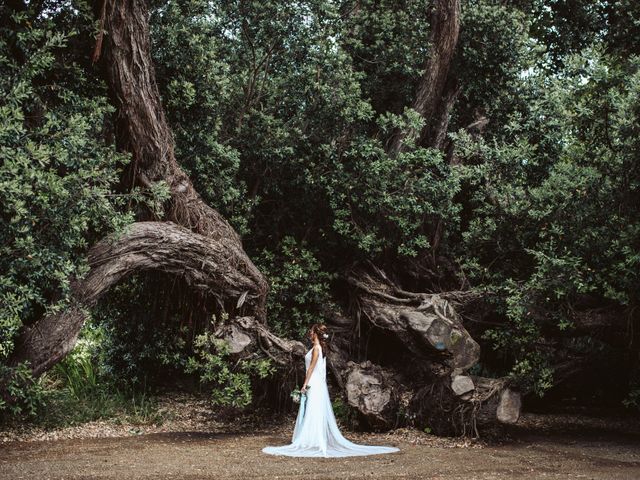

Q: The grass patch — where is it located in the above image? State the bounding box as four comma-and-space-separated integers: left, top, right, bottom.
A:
2, 353, 165, 430
44, 354, 164, 428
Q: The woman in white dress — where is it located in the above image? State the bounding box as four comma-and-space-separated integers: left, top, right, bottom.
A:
262, 323, 400, 458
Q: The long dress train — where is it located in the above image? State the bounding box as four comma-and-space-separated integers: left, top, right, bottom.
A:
262, 344, 400, 458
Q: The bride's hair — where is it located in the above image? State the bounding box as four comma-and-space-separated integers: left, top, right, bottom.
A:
309, 323, 330, 357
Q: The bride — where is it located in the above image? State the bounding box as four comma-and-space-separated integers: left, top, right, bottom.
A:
262, 323, 400, 458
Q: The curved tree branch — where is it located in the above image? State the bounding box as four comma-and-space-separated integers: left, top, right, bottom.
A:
8, 222, 274, 377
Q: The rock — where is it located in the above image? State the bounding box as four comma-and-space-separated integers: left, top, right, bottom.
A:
496, 388, 521, 424
451, 375, 474, 395
343, 361, 400, 429
223, 324, 252, 354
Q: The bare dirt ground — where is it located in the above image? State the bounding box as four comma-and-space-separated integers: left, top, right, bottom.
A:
1, 394, 639, 479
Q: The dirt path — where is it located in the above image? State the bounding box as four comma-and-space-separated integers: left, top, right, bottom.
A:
1, 419, 640, 480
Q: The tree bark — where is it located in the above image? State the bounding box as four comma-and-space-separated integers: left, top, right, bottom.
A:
4, 0, 526, 438
387, 0, 461, 157
327, 262, 520, 436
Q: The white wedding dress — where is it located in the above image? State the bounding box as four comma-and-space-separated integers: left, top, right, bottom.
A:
262, 344, 400, 457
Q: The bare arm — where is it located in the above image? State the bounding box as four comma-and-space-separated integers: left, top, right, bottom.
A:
302, 345, 320, 392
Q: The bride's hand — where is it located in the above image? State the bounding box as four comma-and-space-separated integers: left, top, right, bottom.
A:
301, 384, 308, 394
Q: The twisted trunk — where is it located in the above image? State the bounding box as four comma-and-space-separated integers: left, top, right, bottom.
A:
324, 263, 521, 436
335, 1, 520, 436
5, 0, 524, 438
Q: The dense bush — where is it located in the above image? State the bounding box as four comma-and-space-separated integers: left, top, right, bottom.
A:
0, 9, 134, 363
185, 326, 276, 408
452, 48, 640, 396
255, 236, 337, 339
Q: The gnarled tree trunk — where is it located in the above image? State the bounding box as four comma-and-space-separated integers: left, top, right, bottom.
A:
98, 0, 268, 316
331, 0, 519, 436
5, 0, 521, 438
327, 263, 520, 436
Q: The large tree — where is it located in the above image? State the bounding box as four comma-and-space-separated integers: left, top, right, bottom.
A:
3, 0, 638, 435
2, 0, 521, 436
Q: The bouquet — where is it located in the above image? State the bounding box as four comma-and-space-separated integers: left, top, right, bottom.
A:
290, 385, 310, 404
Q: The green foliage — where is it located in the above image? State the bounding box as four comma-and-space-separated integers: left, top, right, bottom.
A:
331, 396, 357, 427
0, 11, 135, 361
0, 332, 162, 427
39, 338, 162, 428
91, 274, 193, 387
94, 275, 277, 409
394, 404, 417, 427
185, 326, 276, 408
255, 236, 337, 339
338, 0, 431, 112
150, 0, 253, 234
2, 0, 640, 419
320, 134, 461, 258
55, 353, 99, 401
148, 0, 465, 264
457, 0, 539, 131
0, 362, 45, 419
454, 44, 640, 396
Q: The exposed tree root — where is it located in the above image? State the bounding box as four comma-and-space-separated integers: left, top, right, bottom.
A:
323, 262, 520, 436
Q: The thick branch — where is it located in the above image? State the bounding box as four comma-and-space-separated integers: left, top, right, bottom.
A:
8, 222, 268, 376
387, 0, 461, 157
